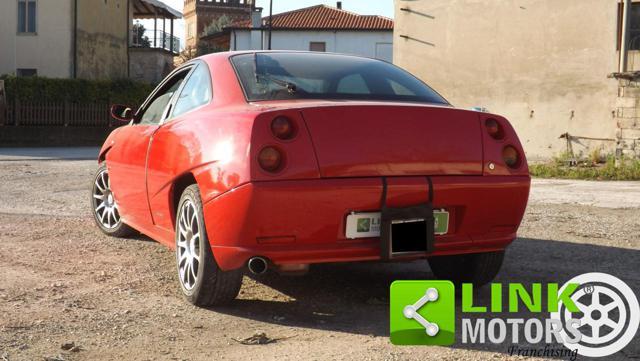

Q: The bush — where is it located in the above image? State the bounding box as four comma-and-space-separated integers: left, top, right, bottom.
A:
1, 75, 155, 106
530, 155, 640, 180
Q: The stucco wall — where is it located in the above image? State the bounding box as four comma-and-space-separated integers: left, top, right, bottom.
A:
76, 0, 128, 79
231, 30, 393, 62
0, 0, 73, 77
394, 0, 620, 160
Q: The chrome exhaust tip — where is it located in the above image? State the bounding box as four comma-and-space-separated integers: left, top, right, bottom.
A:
247, 257, 268, 275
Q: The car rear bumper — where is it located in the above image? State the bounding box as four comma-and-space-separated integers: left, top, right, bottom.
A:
202, 175, 530, 270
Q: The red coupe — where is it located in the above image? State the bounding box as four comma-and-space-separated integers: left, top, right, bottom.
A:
92, 51, 530, 306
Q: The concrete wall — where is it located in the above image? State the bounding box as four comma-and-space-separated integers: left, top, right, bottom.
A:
394, 0, 621, 160
129, 48, 174, 84
0, 0, 74, 77
76, 0, 128, 79
231, 30, 393, 62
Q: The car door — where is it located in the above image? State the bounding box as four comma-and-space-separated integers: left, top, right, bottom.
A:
146, 62, 213, 232
107, 66, 193, 229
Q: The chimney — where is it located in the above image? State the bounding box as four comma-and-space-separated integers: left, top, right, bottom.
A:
336, 1, 342, 9
251, 7, 263, 28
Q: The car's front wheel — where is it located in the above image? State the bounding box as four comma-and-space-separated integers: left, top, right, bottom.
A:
175, 184, 243, 306
91, 163, 134, 237
427, 251, 505, 287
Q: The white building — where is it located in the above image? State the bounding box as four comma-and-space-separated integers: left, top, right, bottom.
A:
214, 3, 393, 62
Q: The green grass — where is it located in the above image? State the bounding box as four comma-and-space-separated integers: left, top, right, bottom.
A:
530, 155, 640, 180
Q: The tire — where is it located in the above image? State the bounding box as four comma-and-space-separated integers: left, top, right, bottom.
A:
90, 163, 135, 238
175, 184, 243, 306
427, 251, 505, 287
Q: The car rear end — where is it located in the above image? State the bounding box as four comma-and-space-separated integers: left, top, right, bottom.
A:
203, 102, 530, 271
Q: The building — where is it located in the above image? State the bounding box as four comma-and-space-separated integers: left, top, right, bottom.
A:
129, 0, 182, 83
206, 3, 394, 62
394, 0, 640, 160
183, 0, 254, 49
0, 0, 181, 82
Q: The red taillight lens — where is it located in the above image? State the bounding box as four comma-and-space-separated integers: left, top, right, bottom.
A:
485, 118, 504, 140
502, 145, 520, 169
271, 116, 296, 140
258, 146, 283, 172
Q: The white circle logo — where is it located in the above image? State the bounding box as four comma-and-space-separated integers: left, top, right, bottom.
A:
550, 272, 640, 357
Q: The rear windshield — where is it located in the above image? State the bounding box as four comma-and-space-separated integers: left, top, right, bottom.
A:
230, 52, 449, 104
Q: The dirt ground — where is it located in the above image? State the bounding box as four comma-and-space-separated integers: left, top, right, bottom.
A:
0, 152, 639, 360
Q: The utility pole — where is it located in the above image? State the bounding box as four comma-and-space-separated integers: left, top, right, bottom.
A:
268, 0, 273, 50
620, 0, 631, 73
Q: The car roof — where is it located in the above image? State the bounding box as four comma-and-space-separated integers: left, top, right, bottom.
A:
194, 50, 377, 63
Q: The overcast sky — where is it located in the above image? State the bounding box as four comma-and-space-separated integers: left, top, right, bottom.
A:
138, 0, 394, 49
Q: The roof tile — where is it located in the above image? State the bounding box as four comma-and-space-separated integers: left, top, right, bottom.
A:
229, 5, 393, 30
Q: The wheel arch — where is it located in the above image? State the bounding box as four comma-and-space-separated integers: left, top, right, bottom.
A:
170, 172, 198, 228
98, 145, 112, 163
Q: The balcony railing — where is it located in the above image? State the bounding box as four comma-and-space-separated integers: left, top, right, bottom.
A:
131, 28, 180, 54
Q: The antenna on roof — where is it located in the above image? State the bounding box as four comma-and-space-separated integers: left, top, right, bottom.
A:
268, 0, 273, 50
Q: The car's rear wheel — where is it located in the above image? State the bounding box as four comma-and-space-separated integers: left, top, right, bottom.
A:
427, 251, 504, 287
176, 184, 243, 306
91, 163, 134, 237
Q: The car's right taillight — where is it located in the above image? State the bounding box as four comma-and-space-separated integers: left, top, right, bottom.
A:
502, 145, 521, 169
479, 114, 528, 176
485, 118, 504, 140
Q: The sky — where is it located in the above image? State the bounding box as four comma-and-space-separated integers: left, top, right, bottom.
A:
139, 0, 394, 50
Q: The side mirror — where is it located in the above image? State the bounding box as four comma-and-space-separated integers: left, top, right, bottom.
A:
110, 104, 134, 122
471, 106, 489, 113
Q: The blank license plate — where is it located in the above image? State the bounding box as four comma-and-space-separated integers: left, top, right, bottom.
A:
345, 210, 449, 239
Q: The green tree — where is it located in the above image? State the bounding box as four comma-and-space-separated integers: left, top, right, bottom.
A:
132, 22, 151, 47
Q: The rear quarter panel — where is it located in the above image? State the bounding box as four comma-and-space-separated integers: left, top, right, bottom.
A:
146, 106, 256, 234
145, 55, 257, 235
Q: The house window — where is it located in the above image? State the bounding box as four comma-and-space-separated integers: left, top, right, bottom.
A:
17, 0, 37, 34
630, 3, 640, 50
309, 42, 326, 52
187, 23, 195, 39
17, 68, 37, 77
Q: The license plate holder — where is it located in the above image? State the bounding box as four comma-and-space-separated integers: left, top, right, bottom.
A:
345, 210, 449, 239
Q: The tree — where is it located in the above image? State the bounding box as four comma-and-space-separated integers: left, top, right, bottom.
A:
132, 23, 151, 47
201, 15, 232, 37
177, 46, 197, 65
197, 42, 225, 56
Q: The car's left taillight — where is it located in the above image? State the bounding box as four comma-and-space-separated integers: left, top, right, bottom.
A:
251, 111, 320, 180
258, 146, 284, 172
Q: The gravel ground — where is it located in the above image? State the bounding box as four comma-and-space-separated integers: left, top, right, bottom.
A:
0, 156, 639, 361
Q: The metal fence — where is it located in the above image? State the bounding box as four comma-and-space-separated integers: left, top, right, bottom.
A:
1, 101, 112, 127
131, 28, 180, 54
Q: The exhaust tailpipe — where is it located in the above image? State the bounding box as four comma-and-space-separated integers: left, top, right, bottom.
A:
247, 257, 268, 275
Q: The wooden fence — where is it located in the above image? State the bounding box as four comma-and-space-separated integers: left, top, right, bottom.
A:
1, 101, 113, 127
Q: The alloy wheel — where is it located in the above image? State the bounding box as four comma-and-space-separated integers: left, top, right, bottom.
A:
177, 200, 201, 290
92, 169, 121, 229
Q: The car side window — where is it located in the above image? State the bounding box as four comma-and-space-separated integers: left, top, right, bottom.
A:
138, 70, 190, 125
336, 74, 370, 94
388, 79, 417, 96
171, 64, 212, 119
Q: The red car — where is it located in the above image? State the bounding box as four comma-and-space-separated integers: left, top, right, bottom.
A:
92, 51, 530, 306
